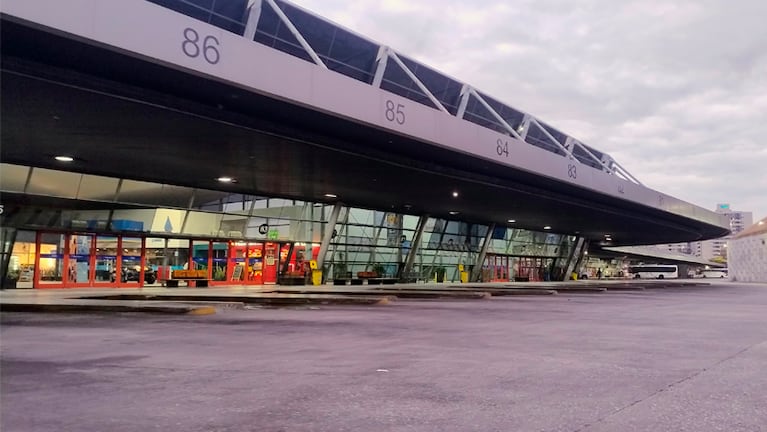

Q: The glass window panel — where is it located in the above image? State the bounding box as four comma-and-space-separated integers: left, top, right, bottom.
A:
381, 61, 438, 109
111, 209, 157, 233
192, 240, 210, 272
400, 56, 462, 115
160, 185, 195, 208
525, 122, 566, 156
117, 180, 165, 205
62, 209, 111, 230
121, 237, 143, 285
219, 213, 248, 238
0, 164, 30, 192
211, 241, 228, 281
147, 0, 247, 34
118, 181, 193, 208
183, 211, 225, 236
77, 174, 119, 201
286, 7, 334, 54
478, 92, 526, 131
26, 168, 81, 198
38, 233, 65, 284
95, 235, 118, 283
140, 237, 163, 286
166, 239, 190, 270
254, 8, 314, 64
464, 94, 509, 135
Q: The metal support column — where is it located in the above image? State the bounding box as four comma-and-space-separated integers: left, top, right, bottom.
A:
243, 0, 264, 40
315, 203, 343, 270
402, 215, 428, 280
565, 237, 589, 280
0, 228, 18, 286
562, 237, 584, 281
470, 223, 495, 282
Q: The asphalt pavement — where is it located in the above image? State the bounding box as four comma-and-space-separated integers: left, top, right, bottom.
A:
2, 281, 766, 431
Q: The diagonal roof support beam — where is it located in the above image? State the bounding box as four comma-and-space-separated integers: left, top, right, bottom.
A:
263, 0, 327, 69
530, 118, 574, 159
386, 49, 450, 114
469, 88, 524, 140
571, 139, 614, 173
371, 45, 388, 88
455, 84, 471, 119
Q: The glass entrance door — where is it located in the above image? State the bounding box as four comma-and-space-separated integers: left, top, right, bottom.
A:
485, 255, 510, 282
119, 237, 143, 286
262, 242, 278, 284
228, 242, 264, 284
95, 235, 118, 285
68, 234, 93, 286
36, 233, 65, 287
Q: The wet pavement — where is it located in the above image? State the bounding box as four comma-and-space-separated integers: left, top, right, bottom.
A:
2, 280, 766, 431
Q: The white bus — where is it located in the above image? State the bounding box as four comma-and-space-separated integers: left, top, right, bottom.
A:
702, 268, 728, 278
628, 264, 679, 279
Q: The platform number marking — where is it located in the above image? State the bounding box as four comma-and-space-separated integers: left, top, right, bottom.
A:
567, 164, 577, 179
182, 28, 220, 65
617, 185, 625, 194
496, 139, 510, 158
385, 100, 406, 125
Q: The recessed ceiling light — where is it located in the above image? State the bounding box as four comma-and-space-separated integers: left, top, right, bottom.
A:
54, 155, 74, 162
217, 176, 234, 183
507, 219, 516, 223
543, 226, 551, 230
449, 211, 460, 215
604, 234, 611, 237
452, 191, 459, 198
324, 193, 337, 198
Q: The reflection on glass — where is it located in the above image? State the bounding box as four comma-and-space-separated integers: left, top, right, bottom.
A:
95, 235, 118, 282
121, 237, 142, 284
192, 241, 209, 273
212, 242, 228, 281
144, 237, 165, 285
68, 234, 92, 283
38, 233, 65, 284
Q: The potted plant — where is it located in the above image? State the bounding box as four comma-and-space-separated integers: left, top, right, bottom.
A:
435, 267, 446, 283
371, 263, 386, 278
2, 269, 19, 289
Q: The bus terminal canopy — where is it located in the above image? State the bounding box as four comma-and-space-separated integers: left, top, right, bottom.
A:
602, 246, 727, 267
0, 0, 729, 246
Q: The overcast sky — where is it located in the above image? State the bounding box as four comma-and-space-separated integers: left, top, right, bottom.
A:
292, 0, 767, 222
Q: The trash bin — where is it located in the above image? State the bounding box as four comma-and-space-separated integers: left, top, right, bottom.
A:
312, 269, 322, 286
457, 264, 468, 283
460, 271, 468, 283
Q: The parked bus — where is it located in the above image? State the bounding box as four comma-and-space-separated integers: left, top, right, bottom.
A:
628, 264, 679, 279
702, 268, 728, 278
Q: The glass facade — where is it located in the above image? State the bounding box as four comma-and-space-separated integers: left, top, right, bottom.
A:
146, 0, 249, 35
1, 163, 577, 287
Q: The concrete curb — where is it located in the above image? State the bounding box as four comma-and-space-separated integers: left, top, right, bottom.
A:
0, 301, 215, 315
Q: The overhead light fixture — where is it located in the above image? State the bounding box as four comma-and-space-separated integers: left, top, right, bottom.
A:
217, 176, 234, 183
604, 234, 611, 237
507, 219, 516, 223
452, 191, 459, 198
324, 193, 337, 198
54, 155, 74, 162
543, 226, 551, 230
449, 211, 460, 215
